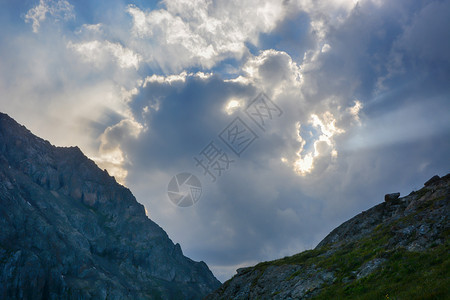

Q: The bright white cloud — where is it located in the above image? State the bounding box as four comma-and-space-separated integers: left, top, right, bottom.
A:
75, 23, 103, 36
126, 0, 288, 71
142, 71, 214, 87
224, 98, 242, 115
25, 0, 74, 33
242, 49, 302, 95
68, 40, 141, 70
291, 112, 344, 176
347, 100, 363, 124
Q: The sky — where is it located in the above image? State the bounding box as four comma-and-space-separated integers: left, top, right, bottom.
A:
0, 0, 449, 282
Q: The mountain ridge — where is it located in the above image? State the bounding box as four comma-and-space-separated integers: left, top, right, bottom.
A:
207, 174, 449, 299
0, 112, 220, 299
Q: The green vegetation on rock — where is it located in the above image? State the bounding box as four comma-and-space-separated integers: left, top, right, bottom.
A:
207, 175, 450, 299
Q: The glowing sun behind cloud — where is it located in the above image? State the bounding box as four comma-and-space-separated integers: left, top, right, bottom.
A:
224, 98, 242, 115
288, 112, 344, 176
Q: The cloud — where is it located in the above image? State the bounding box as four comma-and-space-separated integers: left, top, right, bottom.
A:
68, 40, 141, 70
292, 111, 344, 175
225, 46, 365, 178
396, 0, 450, 63
94, 118, 143, 184
343, 98, 450, 152
25, 0, 74, 33
126, 0, 289, 72
241, 49, 302, 96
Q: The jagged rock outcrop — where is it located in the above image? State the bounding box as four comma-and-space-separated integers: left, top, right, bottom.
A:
207, 174, 449, 299
0, 112, 220, 299
384, 192, 400, 203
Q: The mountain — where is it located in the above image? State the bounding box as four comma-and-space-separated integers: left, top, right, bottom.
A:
207, 175, 449, 299
0, 112, 220, 299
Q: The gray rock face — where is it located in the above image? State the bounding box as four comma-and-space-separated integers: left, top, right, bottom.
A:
0, 113, 220, 299
424, 175, 440, 186
208, 264, 334, 300
207, 174, 449, 299
317, 175, 449, 251
356, 258, 386, 279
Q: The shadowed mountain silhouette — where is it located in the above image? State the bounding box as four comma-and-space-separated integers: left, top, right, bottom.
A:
0, 112, 220, 299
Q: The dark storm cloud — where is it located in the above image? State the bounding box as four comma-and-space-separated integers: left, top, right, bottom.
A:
123, 74, 257, 171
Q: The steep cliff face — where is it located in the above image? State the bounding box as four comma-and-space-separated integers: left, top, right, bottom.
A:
0, 112, 220, 299
207, 175, 449, 299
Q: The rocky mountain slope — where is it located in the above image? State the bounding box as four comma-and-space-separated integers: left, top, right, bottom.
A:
207, 174, 449, 299
0, 112, 220, 299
